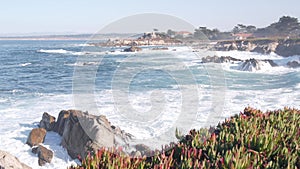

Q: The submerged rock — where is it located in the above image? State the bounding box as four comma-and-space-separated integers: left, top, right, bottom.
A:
0, 150, 31, 169
201, 55, 241, 63
123, 46, 142, 52
287, 60, 300, 68
26, 128, 47, 147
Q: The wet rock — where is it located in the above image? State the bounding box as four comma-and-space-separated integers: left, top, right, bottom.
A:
275, 39, 300, 57
0, 150, 31, 169
237, 58, 277, 71
123, 46, 142, 52
54, 110, 70, 135
287, 60, 300, 68
31, 145, 53, 166
39, 112, 56, 131
201, 55, 241, 63
26, 128, 47, 147
152, 47, 168, 50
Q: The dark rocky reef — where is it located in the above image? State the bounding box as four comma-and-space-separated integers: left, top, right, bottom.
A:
202, 55, 241, 63
123, 46, 142, 52
201, 55, 278, 72
275, 39, 300, 57
237, 58, 277, 71
287, 60, 300, 68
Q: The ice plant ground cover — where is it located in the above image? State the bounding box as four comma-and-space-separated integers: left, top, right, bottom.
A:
70, 107, 300, 169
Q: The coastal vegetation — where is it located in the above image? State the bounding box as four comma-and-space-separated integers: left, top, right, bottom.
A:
192, 16, 300, 40
70, 107, 300, 169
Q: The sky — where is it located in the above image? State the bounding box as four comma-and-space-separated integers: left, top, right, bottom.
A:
0, 0, 300, 35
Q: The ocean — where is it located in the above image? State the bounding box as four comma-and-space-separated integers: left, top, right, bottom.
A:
0, 40, 299, 168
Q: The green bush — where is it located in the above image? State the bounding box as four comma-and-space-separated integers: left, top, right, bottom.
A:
69, 107, 300, 169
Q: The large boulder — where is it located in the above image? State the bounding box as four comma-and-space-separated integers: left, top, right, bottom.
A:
57, 110, 132, 159
26, 128, 47, 147
39, 112, 56, 131
0, 150, 31, 169
54, 110, 70, 135
32, 145, 53, 166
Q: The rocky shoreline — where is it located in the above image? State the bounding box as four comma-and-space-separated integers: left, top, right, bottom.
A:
10, 110, 153, 167
24, 110, 133, 166
214, 38, 300, 57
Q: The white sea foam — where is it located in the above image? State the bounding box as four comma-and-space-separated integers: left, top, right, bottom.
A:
38, 49, 85, 55
38, 49, 69, 54
215, 51, 300, 74
216, 51, 282, 60
0, 94, 77, 169
19, 62, 32, 67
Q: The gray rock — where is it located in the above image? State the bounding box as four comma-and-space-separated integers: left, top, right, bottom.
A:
26, 128, 47, 147
39, 112, 56, 131
56, 110, 132, 159
0, 150, 31, 169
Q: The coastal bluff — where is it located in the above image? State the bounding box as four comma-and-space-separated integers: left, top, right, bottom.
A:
214, 38, 300, 57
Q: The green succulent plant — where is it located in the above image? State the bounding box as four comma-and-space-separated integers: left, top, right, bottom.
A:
70, 107, 300, 169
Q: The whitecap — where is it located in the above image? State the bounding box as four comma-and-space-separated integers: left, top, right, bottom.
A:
19, 62, 31, 67
38, 49, 69, 54
37, 49, 88, 56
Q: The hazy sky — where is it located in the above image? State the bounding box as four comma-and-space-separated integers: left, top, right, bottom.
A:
1, 0, 299, 35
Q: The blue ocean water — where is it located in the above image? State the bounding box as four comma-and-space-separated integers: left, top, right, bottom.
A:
0, 40, 299, 168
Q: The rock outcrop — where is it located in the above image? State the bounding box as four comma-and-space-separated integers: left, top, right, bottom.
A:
214, 39, 278, 54
39, 112, 56, 131
287, 60, 300, 68
26, 128, 47, 147
0, 150, 31, 169
44, 110, 132, 159
201, 55, 241, 63
123, 46, 142, 52
237, 58, 277, 72
275, 39, 300, 57
214, 39, 300, 57
53, 110, 70, 135
32, 145, 53, 166
27, 109, 133, 163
